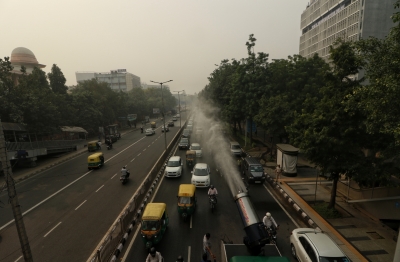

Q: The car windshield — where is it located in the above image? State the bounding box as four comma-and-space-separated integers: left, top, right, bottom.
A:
168, 160, 180, 167
183, 129, 189, 133
250, 166, 263, 172
180, 139, 188, 143
146, 129, 152, 132
191, 145, 200, 150
320, 257, 349, 262
141, 220, 160, 231
194, 168, 208, 176
232, 145, 240, 149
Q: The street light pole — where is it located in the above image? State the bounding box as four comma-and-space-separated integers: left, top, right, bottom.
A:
173, 90, 185, 128
150, 80, 173, 151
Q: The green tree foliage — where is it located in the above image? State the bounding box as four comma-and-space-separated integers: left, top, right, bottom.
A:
0, 57, 17, 122
48, 64, 68, 94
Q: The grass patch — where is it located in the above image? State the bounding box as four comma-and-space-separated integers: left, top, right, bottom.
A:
313, 202, 342, 219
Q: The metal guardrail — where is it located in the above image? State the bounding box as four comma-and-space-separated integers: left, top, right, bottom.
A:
6, 140, 86, 151
87, 121, 186, 262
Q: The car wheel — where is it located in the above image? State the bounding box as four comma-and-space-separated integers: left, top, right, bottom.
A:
291, 244, 297, 258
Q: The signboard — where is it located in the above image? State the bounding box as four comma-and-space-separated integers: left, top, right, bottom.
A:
153, 108, 160, 114
117, 69, 126, 73
127, 114, 137, 121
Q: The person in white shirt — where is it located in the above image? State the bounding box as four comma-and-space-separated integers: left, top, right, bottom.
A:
146, 247, 163, 262
121, 166, 130, 178
207, 185, 218, 204
263, 212, 278, 230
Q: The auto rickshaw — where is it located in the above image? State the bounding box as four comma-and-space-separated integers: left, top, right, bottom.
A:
87, 140, 99, 152
151, 121, 157, 128
141, 203, 169, 249
186, 150, 196, 167
177, 184, 196, 221
87, 152, 104, 170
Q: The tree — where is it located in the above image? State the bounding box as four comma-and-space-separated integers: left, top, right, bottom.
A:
48, 64, 68, 95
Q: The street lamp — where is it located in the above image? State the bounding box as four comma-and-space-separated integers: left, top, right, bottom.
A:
150, 80, 173, 151
173, 90, 185, 128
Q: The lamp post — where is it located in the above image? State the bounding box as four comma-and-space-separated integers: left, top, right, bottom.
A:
150, 80, 173, 151
173, 90, 185, 128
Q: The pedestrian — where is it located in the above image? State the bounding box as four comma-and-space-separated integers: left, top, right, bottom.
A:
275, 164, 282, 182
203, 233, 211, 256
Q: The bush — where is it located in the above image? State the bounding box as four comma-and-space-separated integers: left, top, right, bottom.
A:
313, 202, 342, 219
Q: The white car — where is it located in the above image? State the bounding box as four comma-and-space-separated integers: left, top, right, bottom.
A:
190, 143, 202, 158
145, 128, 155, 136
164, 156, 183, 177
191, 163, 210, 187
290, 228, 349, 262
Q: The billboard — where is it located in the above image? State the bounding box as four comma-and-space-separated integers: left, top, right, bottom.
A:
127, 114, 137, 121
153, 108, 160, 114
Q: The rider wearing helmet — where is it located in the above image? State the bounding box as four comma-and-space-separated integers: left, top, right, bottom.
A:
176, 255, 184, 262
263, 212, 278, 230
146, 247, 163, 262
207, 185, 218, 204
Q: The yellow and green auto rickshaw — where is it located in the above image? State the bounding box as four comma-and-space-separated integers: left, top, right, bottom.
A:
177, 184, 196, 221
87, 140, 99, 152
150, 121, 157, 128
87, 152, 104, 170
186, 150, 196, 167
141, 203, 169, 249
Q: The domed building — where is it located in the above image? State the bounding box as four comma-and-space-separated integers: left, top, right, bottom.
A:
10, 47, 46, 85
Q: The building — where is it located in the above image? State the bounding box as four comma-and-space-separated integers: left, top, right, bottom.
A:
299, 0, 396, 60
141, 82, 170, 91
9, 47, 46, 86
75, 69, 141, 92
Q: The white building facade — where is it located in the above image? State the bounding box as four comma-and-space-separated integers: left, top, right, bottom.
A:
75, 69, 141, 92
300, 0, 396, 60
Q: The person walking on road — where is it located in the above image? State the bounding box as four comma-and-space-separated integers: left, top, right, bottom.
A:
275, 164, 282, 182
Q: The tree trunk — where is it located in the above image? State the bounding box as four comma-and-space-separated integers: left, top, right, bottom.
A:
238, 120, 242, 134
328, 174, 339, 209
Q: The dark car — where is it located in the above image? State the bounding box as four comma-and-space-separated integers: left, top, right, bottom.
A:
168, 121, 174, 127
161, 126, 169, 132
178, 138, 190, 150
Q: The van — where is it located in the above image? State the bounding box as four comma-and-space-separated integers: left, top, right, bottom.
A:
230, 141, 243, 156
241, 157, 266, 184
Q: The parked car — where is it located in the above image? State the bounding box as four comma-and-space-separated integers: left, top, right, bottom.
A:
164, 156, 183, 177
168, 121, 174, 127
179, 138, 190, 150
190, 143, 202, 158
145, 128, 155, 136
290, 228, 349, 262
161, 126, 169, 132
191, 163, 210, 188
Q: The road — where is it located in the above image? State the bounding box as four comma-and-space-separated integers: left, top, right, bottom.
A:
122, 116, 301, 262
0, 113, 187, 262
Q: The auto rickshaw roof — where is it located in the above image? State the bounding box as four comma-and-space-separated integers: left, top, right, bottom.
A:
178, 184, 196, 197
142, 203, 167, 220
88, 140, 98, 144
186, 150, 196, 156
88, 152, 103, 160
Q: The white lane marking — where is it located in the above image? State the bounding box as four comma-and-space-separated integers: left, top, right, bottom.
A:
263, 184, 300, 227
75, 200, 87, 210
44, 222, 62, 237
0, 136, 146, 231
143, 148, 146, 151
137, 153, 141, 156
152, 142, 154, 144
188, 246, 191, 262
111, 173, 118, 179
130, 158, 135, 163
190, 215, 193, 229
148, 145, 151, 148
14, 256, 22, 262
95, 185, 104, 192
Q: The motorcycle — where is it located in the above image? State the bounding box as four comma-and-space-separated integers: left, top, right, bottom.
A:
209, 195, 217, 213
106, 143, 113, 150
120, 170, 130, 185
266, 226, 277, 244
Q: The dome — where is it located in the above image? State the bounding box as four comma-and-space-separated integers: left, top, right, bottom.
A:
11, 47, 39, 64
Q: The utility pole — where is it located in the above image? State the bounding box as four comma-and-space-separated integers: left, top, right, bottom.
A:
0, 120, 33, 261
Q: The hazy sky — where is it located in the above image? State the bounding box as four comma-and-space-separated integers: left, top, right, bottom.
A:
1, 0, 309, 95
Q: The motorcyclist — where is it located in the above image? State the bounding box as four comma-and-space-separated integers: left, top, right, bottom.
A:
105, 136, 112, 149
263, 212, 279, 234
146, 247, 163, 262
207, 185, 218, 204
176, 255, 184, 262
141, 126, 144, 133
121, 166, 130, 178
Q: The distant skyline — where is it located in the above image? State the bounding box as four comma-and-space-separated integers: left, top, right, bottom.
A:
1, 0, 310, 95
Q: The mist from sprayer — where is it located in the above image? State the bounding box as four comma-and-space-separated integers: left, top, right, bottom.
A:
191, 100, 247, 198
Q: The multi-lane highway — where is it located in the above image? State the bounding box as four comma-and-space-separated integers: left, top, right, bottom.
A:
0, 114, 187, 262
1, 111, 302, 262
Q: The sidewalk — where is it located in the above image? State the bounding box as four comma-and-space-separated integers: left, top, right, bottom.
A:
246, 150, 397, 262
